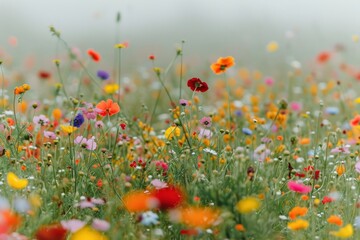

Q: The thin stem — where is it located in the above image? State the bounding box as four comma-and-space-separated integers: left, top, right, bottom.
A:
117, 49, 122, 107
179, 41, 184, 99
55, 65, 69, 100
0, 64, 5, 111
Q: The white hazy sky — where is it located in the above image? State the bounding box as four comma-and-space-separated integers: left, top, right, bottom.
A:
1, 0, 360, 72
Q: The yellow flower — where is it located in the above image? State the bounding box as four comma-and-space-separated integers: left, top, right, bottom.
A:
330, 224, 353, 238
70, 226, 108, 240
103, 83, 119, 95
60, 125, 78, 134
236, 197, 261, 214
336, 164, 346, 176
266, 41, 278, 53
354, 97, 360, 104
164, 126, 181, 140
287, 219, 309, 231
7, 172, 28, 190
353, 35, 359, 43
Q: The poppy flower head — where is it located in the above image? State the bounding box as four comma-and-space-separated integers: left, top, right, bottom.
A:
96, 99, 120, 117
317, 51, 331, 64
211, 56, 235, 74
187, 78, 208, 92
87, 49, 101, 62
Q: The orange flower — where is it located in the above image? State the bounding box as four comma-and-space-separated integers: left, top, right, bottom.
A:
289, 206, 308, 220
327, 215, 343, 226
336, 164, 346, 176
96, 99, 120, 117
235, 224, 245, 232
0, 210, 21, 234
171, 207, 220, 229
317, 51, 331, 64
211, 56, 235, 74
122, 191, 154, 212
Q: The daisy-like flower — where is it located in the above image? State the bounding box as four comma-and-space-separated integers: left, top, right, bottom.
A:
76, 197, 105, 209
199, 116, 212, 127
43, 131, 56, 140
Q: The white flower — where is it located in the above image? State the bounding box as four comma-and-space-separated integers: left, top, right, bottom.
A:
203, 148, 217, 156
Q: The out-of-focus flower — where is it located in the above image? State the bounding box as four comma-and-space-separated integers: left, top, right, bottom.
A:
87, 49, 101, 62
287, 219, 309, 231
35, 224, 68, 240
123, 191, 154, 212
266, 41, 279, 52
7, 172, 28, 190
61, 220, 86, 233
70, 226, 108, 240
164, 126, 181, 140
60, 125, 77, 135
72, 113, 85, 128
236, 196, 261, 214
76, 197, 105, 209
199, 117, 212, 127
43, 131, 56, 140
170, 207, 220, 229
330, 224, 353, 238
152, 186, 185, 210
316, 51, 331, 64
103, 84, 119, 95
287, 181, 311, 194
33, 115, 50, 126
74, 136, 97, 151
289, 206, 308, 220
91, 219, 110, 231
150, 179, 168, 189
0, 210, 21, 234
327, 215, 343, 226
139, 211, 159, 226
97, 70, 110, 80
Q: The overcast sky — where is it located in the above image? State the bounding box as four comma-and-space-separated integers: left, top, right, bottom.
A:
1, 0, 360, 73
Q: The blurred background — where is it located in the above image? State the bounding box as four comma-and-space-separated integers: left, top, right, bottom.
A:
1, 0, 360, 77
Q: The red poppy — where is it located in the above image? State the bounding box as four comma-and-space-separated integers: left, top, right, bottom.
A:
322, 196, 333, 204
87, 49, 101, 62
152, 185, 185, 210
96, 99, 120, 117
187, 78, 208, 92
316, 51, 331, 64
38, 71, 51, 79
35, 224, 68, 240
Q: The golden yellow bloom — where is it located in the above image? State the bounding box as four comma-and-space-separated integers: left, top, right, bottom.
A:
266, 41, 278, 52
336, 164, 346, 176
60, 125, 78, 134
70, 226, 108, 240
7, 172, 28, 190
287, 219, 309, 231
330, 224, 353, 238
236, 197, 261, 214
164, 126, 181, 140
103, 83, 119, 95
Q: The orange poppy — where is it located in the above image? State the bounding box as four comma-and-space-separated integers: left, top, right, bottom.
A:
87, 49, 101, 62
211, 56, 235, 74
96, 99, 120, 117
327, 215, 343, 226
317, 51, 331, 64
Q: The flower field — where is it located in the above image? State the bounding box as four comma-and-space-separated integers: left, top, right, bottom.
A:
1, 23, 360, 240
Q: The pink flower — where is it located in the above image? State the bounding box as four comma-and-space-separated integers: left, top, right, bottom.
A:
288, 181, 311, 194
290, 102, 302, 112
151, 179, 168, 189
330, 146, 350, 154
199, 117, 212, 127
355, 161, 360, 173
92, 218, 110, 231
61, 219, 86, 233
198, 128, 212, 139
80, 102, 102, 120
43, 131, 56, 140
33, 115, 49, 126
77, 197, 105, 209
264, 77, 274, 86
74, 136, 97, 150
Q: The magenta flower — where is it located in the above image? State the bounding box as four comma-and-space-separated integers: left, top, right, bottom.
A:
179, 99, 189, 106
290, 102, 302, 112
288, 181, 312, 194
264, 77, 274, 86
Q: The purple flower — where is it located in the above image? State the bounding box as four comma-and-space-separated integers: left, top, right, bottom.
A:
355, 161, 360, 173
72, 113, 85, 128
43, 131, 56, 140
200, 116, 212, 127
33, 115, 49, 126
97, 70, 110, 80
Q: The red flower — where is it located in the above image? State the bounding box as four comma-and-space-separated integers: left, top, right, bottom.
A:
187, 78, 208, 92
35, 224, 68, 240
316, 51, 331, 64
322, 196, 333, 204
152, 186, 185, 210
96, 99, 120, 117
38, 71, 51, 79
87, 49, 101, 62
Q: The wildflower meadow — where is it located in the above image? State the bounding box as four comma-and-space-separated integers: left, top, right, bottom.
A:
2, 9, 360, 240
